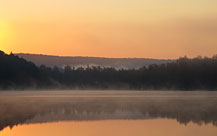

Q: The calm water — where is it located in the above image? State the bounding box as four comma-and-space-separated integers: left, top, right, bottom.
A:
0, 91, 217, 136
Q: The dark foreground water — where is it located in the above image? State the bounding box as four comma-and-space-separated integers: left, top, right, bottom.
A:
0, 91, 217, 136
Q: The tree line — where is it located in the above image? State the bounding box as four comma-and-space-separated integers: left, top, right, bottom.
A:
0, 50, 217, 90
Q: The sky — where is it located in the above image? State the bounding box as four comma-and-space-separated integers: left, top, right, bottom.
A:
0, 0, 217, 59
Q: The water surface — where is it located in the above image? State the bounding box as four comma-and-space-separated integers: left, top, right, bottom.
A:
0, 91, 217, 135
1, 119, 217, 136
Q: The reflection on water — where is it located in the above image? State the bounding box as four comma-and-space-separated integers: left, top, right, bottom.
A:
1, 119, 217, 136
0, 91, 217, 135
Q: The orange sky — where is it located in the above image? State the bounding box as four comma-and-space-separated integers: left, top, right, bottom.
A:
0, 0, 217, 59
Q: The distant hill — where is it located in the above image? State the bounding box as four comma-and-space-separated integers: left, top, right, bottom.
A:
16, 53, 173, 69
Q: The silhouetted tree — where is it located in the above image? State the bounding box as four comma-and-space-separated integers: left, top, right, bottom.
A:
0, 50, 217, 90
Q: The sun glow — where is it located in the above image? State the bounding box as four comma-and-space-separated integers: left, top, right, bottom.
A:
0, 21, 14, 52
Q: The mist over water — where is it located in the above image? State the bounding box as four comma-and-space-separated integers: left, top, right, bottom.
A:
0, 91, 217, 135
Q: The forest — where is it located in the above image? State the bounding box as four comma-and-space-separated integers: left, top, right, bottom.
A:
0, 50, 217, 90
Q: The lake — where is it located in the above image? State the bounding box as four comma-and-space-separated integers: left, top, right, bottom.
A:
0, 91, 217, 136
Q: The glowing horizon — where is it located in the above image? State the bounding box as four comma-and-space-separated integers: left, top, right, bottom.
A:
0, 0, 217, 59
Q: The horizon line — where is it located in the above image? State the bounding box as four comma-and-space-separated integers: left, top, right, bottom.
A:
2, 50, 216, 60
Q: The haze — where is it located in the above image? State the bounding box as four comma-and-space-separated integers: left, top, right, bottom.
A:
1, 0, 217, 58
